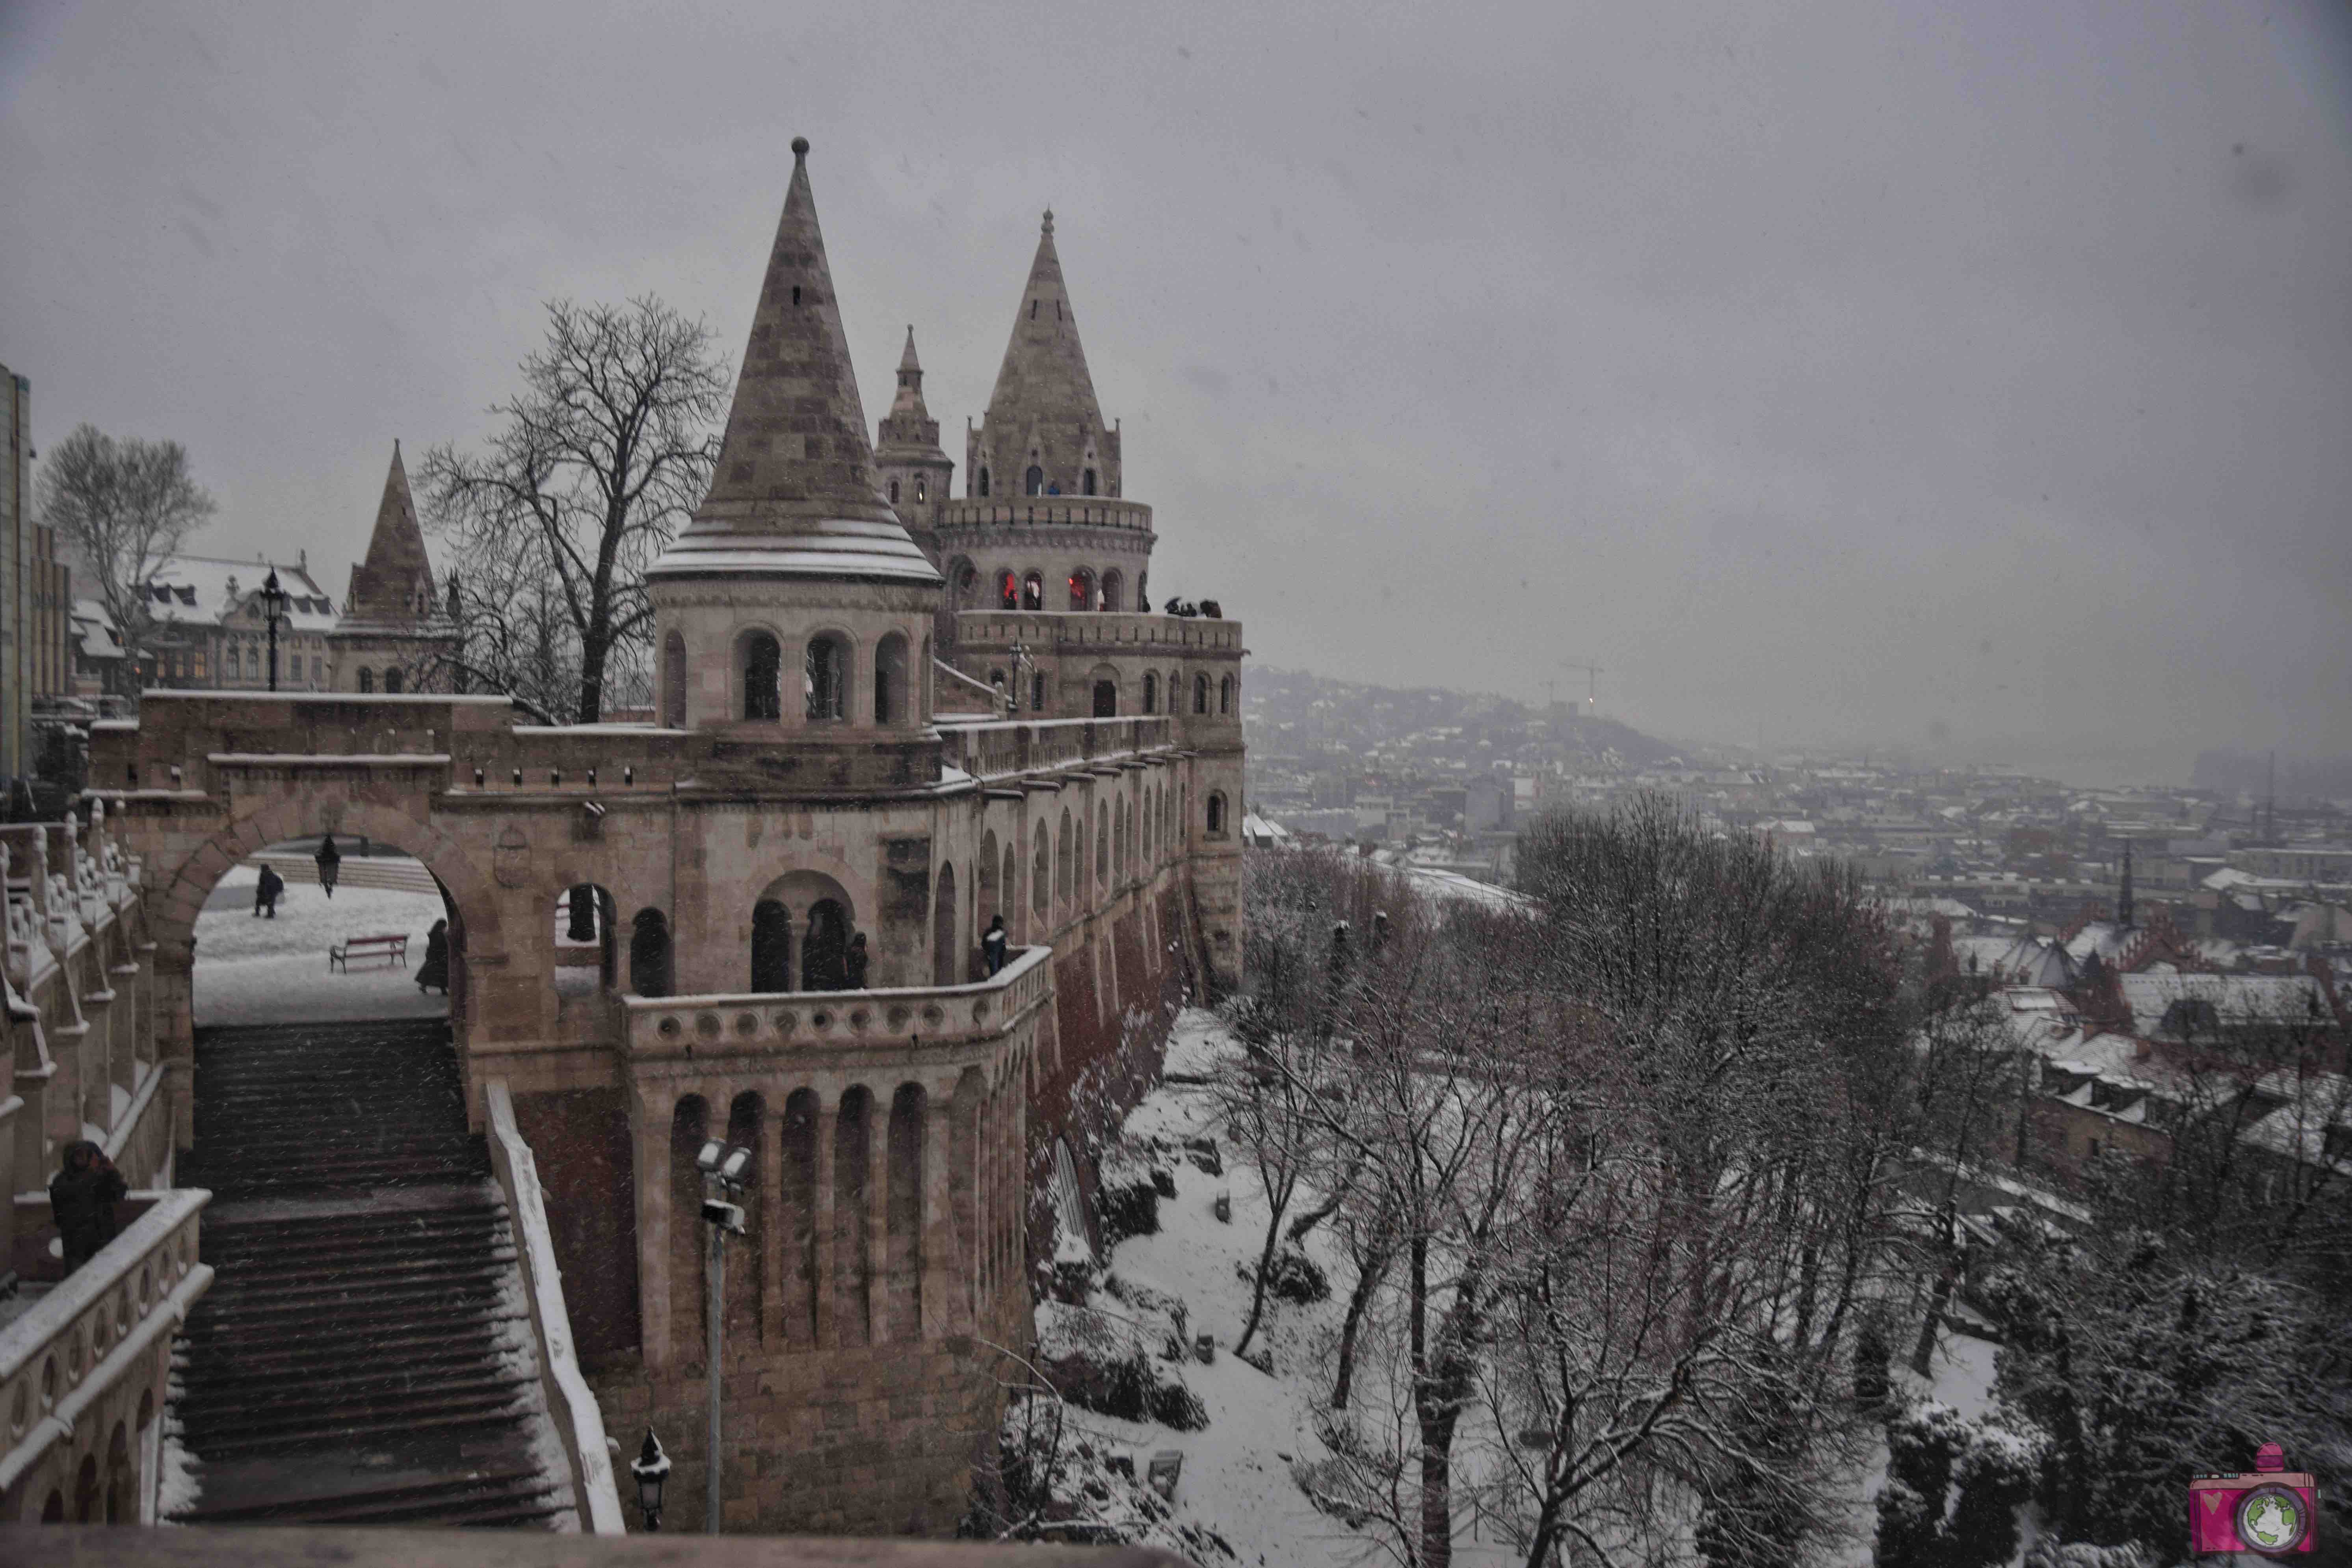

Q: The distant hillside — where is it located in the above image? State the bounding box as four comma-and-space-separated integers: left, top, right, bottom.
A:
1242, 666, 1688, 772
2191, 750, 2352, 804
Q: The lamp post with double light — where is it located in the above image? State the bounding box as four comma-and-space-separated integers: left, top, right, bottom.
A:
696, 1138, 753, 1533
260, 568, 290, 692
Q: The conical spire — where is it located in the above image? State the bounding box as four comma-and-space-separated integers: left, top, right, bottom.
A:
981, 211, 1108, 452
344, 441, 436, 621
651, 138, 936, 584
889, 326, 930, 420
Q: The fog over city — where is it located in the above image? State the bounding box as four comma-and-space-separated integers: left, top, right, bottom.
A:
3, 0, 2348, 783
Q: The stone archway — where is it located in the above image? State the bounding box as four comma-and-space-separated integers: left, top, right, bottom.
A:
123, 791, 510, 1143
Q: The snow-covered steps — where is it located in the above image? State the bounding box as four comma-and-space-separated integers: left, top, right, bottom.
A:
164, 1018, 575, 1529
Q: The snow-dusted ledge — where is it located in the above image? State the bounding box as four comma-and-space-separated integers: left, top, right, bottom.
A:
483, 1081, 626, 1535
0, 1188, 211, 1501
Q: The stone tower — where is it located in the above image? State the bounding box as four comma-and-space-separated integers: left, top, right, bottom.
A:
645, 137, 945, 755
329, 441, 456, 693
872, 327, 954, 565
967, 211, 1120, 506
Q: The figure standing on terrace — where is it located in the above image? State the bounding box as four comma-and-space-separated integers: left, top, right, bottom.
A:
983, 915, 1008, 976
50, 1140, 126, 1274
253, 862, 284, 918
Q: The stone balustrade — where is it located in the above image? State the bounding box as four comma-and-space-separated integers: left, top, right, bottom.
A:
937, 717, 1175, 782
936, 497, 1155, 535
0, 1524, 1194, 1564
623, 945, 1052, 1065
954, 610, 1242, 655
0, 1188, 211, 1521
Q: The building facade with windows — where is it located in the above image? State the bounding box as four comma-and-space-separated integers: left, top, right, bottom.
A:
327, 442, 458, 694
133, 554, 338, 693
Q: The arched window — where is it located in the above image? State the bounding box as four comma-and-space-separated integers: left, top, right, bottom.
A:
1096, 802, 1110, 884
742, 630, 783, 720
1057, 809, 1074, 906
997, 569, 1019, 610
662, 631, 687, 727
804, 633, 848, 721
1194, 673, 1209, 714
1082, 468, 1097, 496
1093, 679, 1117, 717
1220, 675, 1234, 715
889, 479, 901, 504
1101, 569, 1123, 611
384, 667, 404, 694
1023, 572, 1043, 611
978, 467, 991, 497
630, 908, 672, 997
949, 559, 976, 608
1207, 792, 1227, 837
933, 862, 958, 986
226, 647, 241, 680
1032, 834, 1049, 917
1068, 569, 1093, 611
357, 668, 375, 694
803, 899, 851, 990
1025, 465, 1043, 497
874, 632, 909, 725
1137, 574, 1148, 613
914, 477, 926, 503
1142, 672, 1158, 713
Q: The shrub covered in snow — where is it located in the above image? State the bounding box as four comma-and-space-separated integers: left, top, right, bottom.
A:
1032, 1300, 1208, 1431
1874, 1399, 2049, 1568
973, 1389, 1234, 1561
1095, 1140, 1166, 1246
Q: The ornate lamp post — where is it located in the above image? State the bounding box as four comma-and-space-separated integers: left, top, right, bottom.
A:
695, 1138, 754, 1532
260, 568, 290, 692
629, 1429, 671, 1531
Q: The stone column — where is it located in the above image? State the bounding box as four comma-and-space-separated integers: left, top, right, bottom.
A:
866, 1085, 891, 1345
812, 1088, 836, 1349
920, 1089, 953, 1338
109, 962, 140, 1096
632, 1091, 673, 1371
79, 985, 115, 1135
759, 1092, 785, 1347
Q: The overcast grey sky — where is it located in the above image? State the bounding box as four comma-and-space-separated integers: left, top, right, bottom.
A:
4, 0, 2346, 783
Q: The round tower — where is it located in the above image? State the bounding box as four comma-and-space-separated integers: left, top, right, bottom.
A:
937, 211, 1155, 623
646, 139, 945, 753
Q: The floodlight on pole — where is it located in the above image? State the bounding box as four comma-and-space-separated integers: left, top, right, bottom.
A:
697, 1139, 756, 1532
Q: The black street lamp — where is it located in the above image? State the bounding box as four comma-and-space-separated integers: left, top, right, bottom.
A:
629, 1428, 670, 1531
260, 568, 290, 692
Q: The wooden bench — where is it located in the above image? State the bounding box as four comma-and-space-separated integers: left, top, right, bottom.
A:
329, 933, 409, 972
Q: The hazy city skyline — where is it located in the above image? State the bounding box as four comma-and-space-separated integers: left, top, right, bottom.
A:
4, 0, 2347, 785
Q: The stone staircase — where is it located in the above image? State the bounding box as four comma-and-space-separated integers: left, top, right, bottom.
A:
168, 1018, 574, 1529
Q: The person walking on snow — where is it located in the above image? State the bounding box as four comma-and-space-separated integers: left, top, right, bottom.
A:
982, 915, 1008, 976
314, 833, 341, 898
417, 918, 451, 996
50, 1141, 127, 1276
253, 863, 285, 918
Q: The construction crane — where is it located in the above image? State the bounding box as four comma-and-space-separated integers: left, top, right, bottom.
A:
1560, 661, 1604, 715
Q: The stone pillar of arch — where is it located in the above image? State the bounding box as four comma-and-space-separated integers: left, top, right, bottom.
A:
759, 1107, 786, 1347
920, 1086, 954, 1338
865, 1088, 891, 1345
812, 1090, 838, 1349
633, 1088, 675, 1371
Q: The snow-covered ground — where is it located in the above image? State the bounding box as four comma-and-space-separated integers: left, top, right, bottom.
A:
1067, 1009, 2015, 1568
192, 863, 450, 1027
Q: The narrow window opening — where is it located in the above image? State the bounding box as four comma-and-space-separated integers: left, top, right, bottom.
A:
979, 467, 991, 497
1025, 465, 1043, 497
889, 479, 900, 504
914, 477, 926, 502
792, 285, 802, 306
742, 631, 783, 721
1082, 468, 1097, 496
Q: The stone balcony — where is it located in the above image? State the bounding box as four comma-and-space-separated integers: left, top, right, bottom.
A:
0, 1187, 211, 1522
623, 946, 1053, 1074
936, 716, 1176, 783
936, 497, 1155, 539
0, 1525, 1193, 1563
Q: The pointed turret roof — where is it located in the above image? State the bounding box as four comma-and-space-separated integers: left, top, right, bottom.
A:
878, 326, 943, 453
342, 441, 438, 622
982, 210, 1107, 441
650, 138, 937, 584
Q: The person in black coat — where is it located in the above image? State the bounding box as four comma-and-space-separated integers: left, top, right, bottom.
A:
416, 918, 451, 995
844, 932, 870, 991
314, 833, 341, 898
982, 915, 1009, 977
253, 864, 285, 918
50, 1141, 128, 1275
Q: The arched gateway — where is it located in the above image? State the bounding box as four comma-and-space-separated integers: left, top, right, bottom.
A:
87, 140, 1246, 1539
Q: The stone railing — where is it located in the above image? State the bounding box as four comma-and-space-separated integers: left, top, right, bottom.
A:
952, 611, 1242, 655
936, 497, 1155, 536
483, 1082, 626, 1535
623, 946, 1052, 1062
936, 718, 1175, 783
0, 1188, 211, 1502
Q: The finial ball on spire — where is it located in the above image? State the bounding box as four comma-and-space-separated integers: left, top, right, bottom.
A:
792, 136, 810, 158
1042, 208, 1054, 235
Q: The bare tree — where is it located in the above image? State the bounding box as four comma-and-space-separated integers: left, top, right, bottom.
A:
419, 296, 729, 722
37, 424, 215, 670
